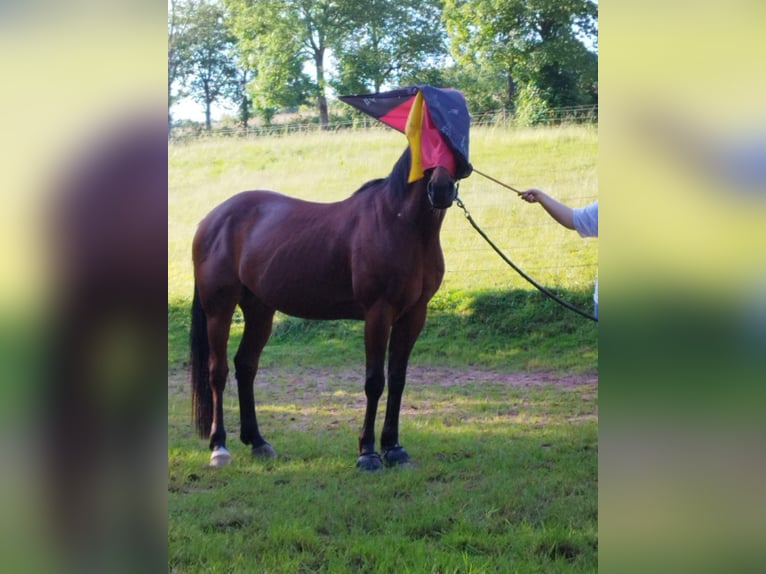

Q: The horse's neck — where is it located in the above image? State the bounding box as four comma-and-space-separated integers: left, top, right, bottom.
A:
391, 181, 445, 238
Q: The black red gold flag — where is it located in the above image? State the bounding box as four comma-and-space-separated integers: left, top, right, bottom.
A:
339, 85, 472, 182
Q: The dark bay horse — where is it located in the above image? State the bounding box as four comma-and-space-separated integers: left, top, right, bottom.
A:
190, 147, 457, 470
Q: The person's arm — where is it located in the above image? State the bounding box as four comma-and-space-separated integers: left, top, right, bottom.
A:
519, 188, 575, 230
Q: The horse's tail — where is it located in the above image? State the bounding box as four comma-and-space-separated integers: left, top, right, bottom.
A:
190, 281, 212, 438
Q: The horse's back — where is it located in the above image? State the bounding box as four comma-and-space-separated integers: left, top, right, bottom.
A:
194, 189, 313, 263
194, 190, 364, 319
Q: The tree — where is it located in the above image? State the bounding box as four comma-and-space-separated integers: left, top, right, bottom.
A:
233, 66, 254, 129
168, 0, 191, 134
436, 62, 510, 117
226, 0, 353, 127
178, 0, 240, 131
332, 0, 449, 94
443, 0, 598, 112
226, 0, 311, 125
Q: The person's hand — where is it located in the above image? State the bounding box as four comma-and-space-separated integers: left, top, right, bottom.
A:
517, 188, 576, 229
520, 188, 545, 203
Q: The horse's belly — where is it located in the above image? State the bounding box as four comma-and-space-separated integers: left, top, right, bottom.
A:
271, 295, 365, 321
256, 280, 364, 321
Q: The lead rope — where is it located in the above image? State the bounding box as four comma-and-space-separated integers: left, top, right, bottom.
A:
454, 184, 598, 323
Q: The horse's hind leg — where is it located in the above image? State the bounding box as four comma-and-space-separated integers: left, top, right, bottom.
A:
235, 293, 277, 458
381, 303, 428, 466
205, 290, 239, 468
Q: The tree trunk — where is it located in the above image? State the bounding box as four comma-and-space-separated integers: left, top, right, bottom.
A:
239, 96, 250, 129
507, 72, 516, 112
205, 102, 212, 131
318, 94, 329, 128
315, 48, 329, 128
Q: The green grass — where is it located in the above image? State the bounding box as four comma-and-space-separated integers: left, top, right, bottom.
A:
169, 125, 598, 573
168, 369, 597, 573
168, 286, 596, 373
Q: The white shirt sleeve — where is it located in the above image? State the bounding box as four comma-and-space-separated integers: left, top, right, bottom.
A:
573, 201, 598, 238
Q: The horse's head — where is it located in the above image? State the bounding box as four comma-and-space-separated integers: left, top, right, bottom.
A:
425, 166, 457, 209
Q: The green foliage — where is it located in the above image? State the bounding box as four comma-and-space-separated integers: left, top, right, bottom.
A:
174, 0, 241, 129
168, 0, 190, 111
443, 0, 598, 112
332, 0, 448, 94
439, 63, 511, 114
225, 0, 354, 125
514, 84, 552, 127
224, 0, 312, 120
172, 0, 598, 124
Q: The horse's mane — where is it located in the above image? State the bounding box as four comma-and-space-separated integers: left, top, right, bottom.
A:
351, 148, 412, 201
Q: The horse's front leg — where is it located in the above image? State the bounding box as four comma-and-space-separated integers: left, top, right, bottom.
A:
357, 302, 393, 471
381, 303, 427, 466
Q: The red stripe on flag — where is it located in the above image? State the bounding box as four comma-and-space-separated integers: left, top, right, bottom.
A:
377, 99, 415, 133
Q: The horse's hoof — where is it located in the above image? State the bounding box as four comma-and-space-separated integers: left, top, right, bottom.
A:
210, 446, 231, 468
356, 452, 384, 472
251, 442, 277, 459
383, 445, 410, 467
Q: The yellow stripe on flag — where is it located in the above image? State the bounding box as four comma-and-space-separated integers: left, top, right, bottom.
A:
405, 90, 424, 182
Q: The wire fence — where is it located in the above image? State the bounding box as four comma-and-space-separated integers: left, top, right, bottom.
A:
169, 104, 597, 142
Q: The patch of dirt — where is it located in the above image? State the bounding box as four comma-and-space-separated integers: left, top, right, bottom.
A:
406, 365, 596, 389
169, 365, 597, 395
169, 365, 598, 434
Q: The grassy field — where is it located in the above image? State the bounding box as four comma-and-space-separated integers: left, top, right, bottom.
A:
168, 125, 598, 573
169, 124, 597, 371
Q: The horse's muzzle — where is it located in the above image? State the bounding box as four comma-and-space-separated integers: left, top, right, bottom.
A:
427, 180, 457, 209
